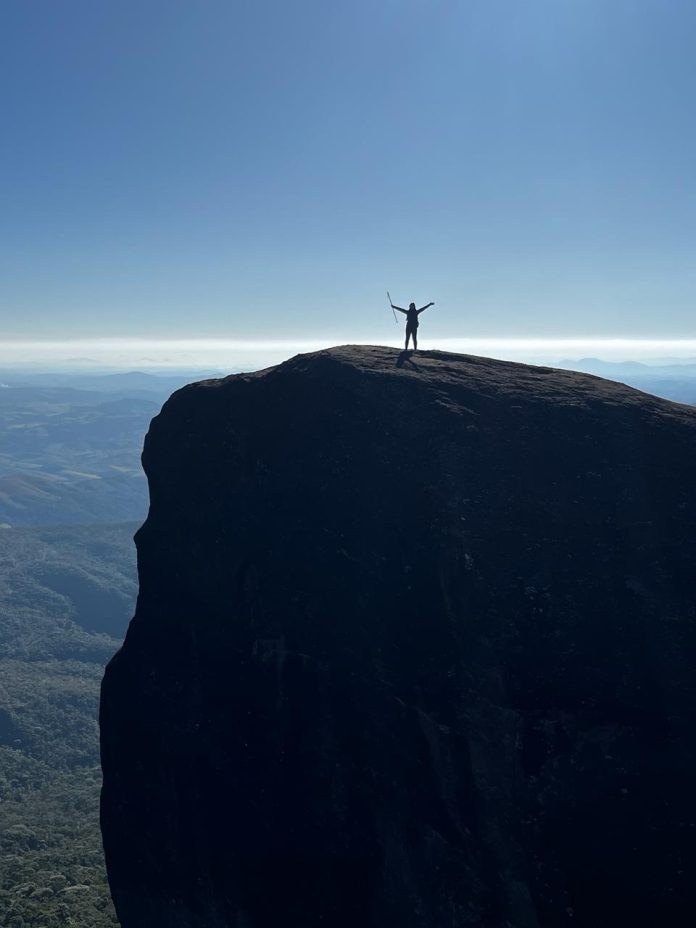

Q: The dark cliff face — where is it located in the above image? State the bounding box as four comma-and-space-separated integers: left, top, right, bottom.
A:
100, 346, 696, 928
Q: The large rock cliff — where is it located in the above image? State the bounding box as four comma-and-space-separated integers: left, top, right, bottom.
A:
100, 346, 696, 927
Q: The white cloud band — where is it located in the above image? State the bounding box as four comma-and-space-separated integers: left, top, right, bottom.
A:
2, 337, 696, 370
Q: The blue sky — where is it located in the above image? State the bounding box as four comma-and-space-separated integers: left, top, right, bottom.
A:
2, 0, 696, 347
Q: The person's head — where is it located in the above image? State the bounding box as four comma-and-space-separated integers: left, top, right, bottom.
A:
409, 302, 416, 311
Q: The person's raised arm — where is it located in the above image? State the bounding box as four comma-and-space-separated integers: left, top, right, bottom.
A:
391, 303, 407, 314
417, 302, 435, 314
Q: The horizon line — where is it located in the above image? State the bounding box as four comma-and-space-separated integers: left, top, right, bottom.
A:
3, 336, 696, 369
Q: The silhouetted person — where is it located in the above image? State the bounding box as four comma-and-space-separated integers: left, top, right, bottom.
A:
390, 300, 435, 350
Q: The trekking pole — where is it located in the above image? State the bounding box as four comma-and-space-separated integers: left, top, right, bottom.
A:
387, 291, 398, 323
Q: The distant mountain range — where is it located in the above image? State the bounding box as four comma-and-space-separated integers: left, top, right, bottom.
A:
559, 357, 696, 378
553, 358, 696, 404
0, 370, 226, 526
0, 369, 228, 396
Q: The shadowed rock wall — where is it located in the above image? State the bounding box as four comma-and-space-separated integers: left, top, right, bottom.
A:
101, 346, 696, 927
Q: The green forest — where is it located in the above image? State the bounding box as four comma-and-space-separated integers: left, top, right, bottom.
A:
0, 523, 137, 928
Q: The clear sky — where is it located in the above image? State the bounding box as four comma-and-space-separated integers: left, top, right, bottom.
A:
2, 0, 696, 348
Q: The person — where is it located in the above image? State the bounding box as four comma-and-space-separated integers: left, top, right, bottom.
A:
390, 299, 435, 350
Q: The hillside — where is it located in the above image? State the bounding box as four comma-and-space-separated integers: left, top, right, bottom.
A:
101, 346, 696, 927
0, 385, 153, 525
0, 369, 213, 927
0, 523, 137, 928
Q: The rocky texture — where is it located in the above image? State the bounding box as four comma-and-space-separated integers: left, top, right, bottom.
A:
101, 346, 696, 927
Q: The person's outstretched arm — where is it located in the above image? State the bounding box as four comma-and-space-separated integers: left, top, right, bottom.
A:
417, 302, 435, 314
391, 303, 407, 314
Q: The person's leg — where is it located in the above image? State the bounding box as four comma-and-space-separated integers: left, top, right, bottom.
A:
405, 331, 410, 349
413, 331, 418, 350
